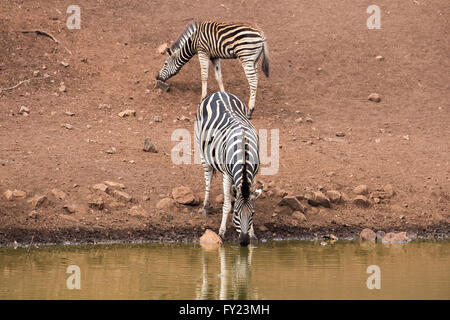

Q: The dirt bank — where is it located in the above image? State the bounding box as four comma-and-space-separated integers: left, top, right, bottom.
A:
0, 0, 449, 245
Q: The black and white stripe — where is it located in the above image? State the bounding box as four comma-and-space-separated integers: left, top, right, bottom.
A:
157, 21, 269, 119
195, 92, 262, 246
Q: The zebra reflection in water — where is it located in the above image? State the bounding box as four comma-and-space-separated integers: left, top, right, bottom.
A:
196, 245, 259, 300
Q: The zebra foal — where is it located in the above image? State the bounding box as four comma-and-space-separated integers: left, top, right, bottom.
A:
195, 92, 263, 246
157, 21, 269, 119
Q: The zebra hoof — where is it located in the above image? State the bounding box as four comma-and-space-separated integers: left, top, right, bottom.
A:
247, 109, 254, 119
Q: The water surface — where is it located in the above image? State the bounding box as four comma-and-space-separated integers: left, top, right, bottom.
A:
1, 240, 449, 299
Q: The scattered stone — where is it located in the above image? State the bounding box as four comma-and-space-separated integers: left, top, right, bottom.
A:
87, 195, 104, 210
382, 232, 411, 244
12, 189, 27, 199
376, 231, 386, 242
157, 42, 169, 55
294, 117, 303, 123
93, 183, 109, 193
63, 203, 77, 213
353, 185, 369, 195
306, 191, 330, 208
33, 70, 40, 77
273, 188, 288, 198
105, 147, 117, 154
274, 205, 293, 215
152, 115, 163, 122
104, 181, 125, 189
51, 188, 66, 200
172, 186, 198, 205
383, 184, 395, 197
368, 93, 381, 102
64, 111, 75, 116
111, 190, 132, 203
128, 205, 149, 217
292, 211, 307, 222
326, 190, 342, 203
336, 132, 346, 137
155, 80, 170, 92
19, 106, 30, 115
278, 196, 306, 213
258, 225, 268, 232
60, 61, 69, 67
375, 55, 385, 61
58, 84, 66, 92
143, 138, 158, 153
4, 190, 13, 201
323, 234, 338, 241
118, 109, 136, 118
28, 210, 38, 219
156, 197, 177, 210
62, 123, 73, 130
28, 195, 47, 209
360, 228, 376, 241
199, 229, 222, 244
353, 195, 370, 207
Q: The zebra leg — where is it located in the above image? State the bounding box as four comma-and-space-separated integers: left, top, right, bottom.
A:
201, 161, 214, 216
211, 58, 225, 92
219, 174, 233, 239
242, 60, 259, 119
198, 52, 210, 100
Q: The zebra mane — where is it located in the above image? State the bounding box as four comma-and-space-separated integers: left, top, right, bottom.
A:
171, 22, 199, 52
240, 129, 251, 200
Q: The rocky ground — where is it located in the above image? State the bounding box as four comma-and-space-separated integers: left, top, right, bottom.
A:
0, 0, 449, 246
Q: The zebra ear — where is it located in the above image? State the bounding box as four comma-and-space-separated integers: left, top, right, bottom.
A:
166, 48, 172, 56
251, 183, 263, 201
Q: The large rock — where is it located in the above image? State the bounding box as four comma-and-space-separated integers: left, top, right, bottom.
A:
199, 229, 223, 244
93, 183, 109, 193
278, 196, 306, 213
143, 138, 158, 153
12, 189, 27, 199
104, 181, 125, 189
128, 205, 149, 217
326, 190, 342, 203
353, 185, 369, 195
292, 211, 307, 222
306, 191, 330, 208
51, 188, 66, 200
376, 231, 386, 242
172, 186, 198, 205
87, 195, 104, 210
111, 190, 132, 203
156, 197, 177, 210
360, 228, 376, 241
28, 195, 47, 209
383, 184, 395, 197
353, 195, 370, 207
382, 232, 411, 243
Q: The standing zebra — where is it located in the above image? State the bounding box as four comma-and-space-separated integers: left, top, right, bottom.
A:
157, 21, 269, 119
195, 92, 263, 246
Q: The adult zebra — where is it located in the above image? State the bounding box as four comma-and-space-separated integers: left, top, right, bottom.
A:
195, 92, 263, 246
157, 21, 269, 119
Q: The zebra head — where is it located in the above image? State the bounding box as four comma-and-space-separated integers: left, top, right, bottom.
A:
156, 48, 180, 82
232, 183, 263, 246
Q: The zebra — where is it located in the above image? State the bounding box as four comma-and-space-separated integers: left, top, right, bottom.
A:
195, 92, 263, 246
157, 21, 269, 119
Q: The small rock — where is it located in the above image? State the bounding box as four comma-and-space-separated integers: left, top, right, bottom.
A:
111, 190, 132, 203
63, 203, 77, 214
172, 186, 198, 205
199, 229, 222, 244
128, 205, 149, 217
19, 106, 30, 115
63, 123, 73, 130
383, 184, 395, 197
323, 234, 338, 241
4, 190, 14, 201
87, 195, 104, 209
306, 191, 330, 208
157, 42, 169, 55
58, 85, 66, 92
326, 190, 342, 203
60, 61, 69, 67
155, 80, 170, 92
258, 225, 268, 232
143, 138, 158, 153
273, 188, 288, 198
216, 194, 224, 204
104, 181, 125, 189
156, 197, 177, 210
51, 188, 66, 200
274, 205, 293, 215
294, 117, 303, 123
360, 228, 376, 241
28, 195, 47, 209
278, 196, 306, 213
382, 232, 411, 244
28, 210, 38, 219
353, 185, 369, 195
376, 231, 386, 242
152, 115, 163, 122
64, 111, 75, 116
33, 70, 40, 77
336, 132, 346, 137
305, 117, 313, 123
118, 109, 136, 118
368, 93, 381, 102
93, 183, 109, 193
12, 189, 27, 199
353, 195, 370, 207
292, 211, 307, 222
375, 55, 385, 61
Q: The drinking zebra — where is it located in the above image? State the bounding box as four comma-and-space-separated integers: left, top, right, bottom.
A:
195, 92, 263, 246
157, 21, 269, 119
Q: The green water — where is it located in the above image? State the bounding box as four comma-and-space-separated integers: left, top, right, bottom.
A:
0, 240, 449, 299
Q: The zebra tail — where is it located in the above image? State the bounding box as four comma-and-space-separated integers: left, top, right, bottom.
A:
262, 40, 269, 78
